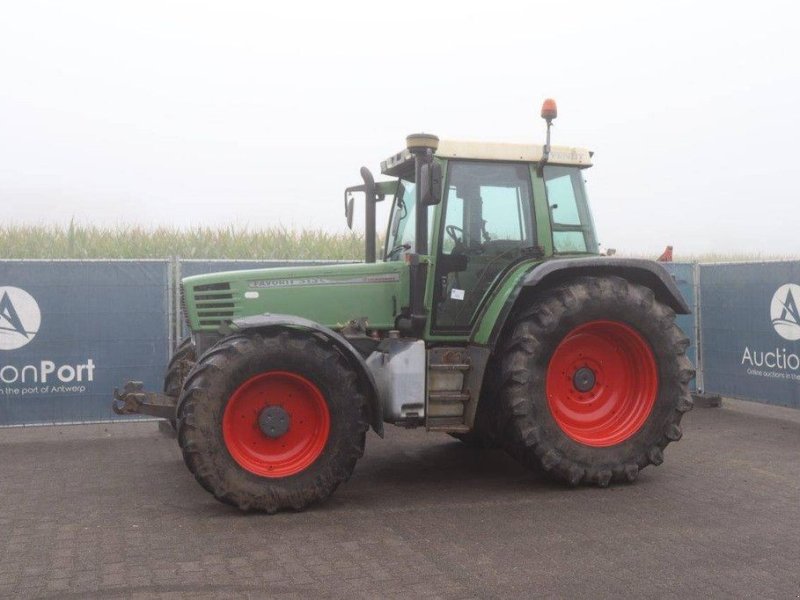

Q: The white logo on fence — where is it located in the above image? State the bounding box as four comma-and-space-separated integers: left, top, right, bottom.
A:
771, 283, 800, 341
0, 287, 41, 350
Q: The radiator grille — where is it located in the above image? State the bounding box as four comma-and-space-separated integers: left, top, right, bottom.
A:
179, 283, 190, 329
192, 282, 235, 328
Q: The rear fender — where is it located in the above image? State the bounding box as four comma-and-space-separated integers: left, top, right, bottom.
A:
486, 257, 691, 348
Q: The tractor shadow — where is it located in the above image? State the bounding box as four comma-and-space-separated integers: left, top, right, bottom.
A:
331, 432, 573, 510
147, 429, 610, 518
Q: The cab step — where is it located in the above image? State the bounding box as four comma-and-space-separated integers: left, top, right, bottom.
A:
427, 348, 472, 426
428, 363, 471, 372
427, 422, 471, 433
428, 391, 471, 403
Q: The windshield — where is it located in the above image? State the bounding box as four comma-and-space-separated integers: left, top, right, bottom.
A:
384, 179, 416, 261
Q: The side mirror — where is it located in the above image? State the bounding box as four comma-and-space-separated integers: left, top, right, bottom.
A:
345, 196, 355, 229
420, 161, 442, 206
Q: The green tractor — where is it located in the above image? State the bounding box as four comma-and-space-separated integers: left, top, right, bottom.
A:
113, 100, 694, 512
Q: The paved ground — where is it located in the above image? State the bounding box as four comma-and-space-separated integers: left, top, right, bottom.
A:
0, 399, 798, 599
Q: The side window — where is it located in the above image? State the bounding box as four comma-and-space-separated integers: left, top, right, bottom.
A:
548, 175, 581, 225
544, 166, 597, 253
433, 161, 534, 331
482, 185, 527, 241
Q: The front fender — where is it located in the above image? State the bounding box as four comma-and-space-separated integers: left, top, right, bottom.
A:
230, 314, 384, 437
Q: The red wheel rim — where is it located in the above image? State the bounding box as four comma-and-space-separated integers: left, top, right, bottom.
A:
222, 371, 330, 477
546, 320, 658, 447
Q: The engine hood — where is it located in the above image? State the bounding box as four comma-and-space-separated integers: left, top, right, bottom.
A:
181, 261, 409, 333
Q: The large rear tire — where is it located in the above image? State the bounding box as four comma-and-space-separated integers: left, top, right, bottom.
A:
177, 330, 369, 512
498, 276, 694, 486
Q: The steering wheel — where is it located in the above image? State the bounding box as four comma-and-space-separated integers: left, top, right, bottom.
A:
445, 225, 463, 243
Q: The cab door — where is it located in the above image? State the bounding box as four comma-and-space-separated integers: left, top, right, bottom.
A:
430, 161, 537, 335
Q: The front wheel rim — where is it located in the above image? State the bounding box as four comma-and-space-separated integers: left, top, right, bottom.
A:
222, 371, 330, 477
546, 320, 658, 447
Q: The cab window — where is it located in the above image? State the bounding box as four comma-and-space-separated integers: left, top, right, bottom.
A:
544, 166, 597, 253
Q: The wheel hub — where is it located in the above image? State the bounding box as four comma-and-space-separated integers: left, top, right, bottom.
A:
572, 367, 596, 392
258, 405, 291, 439
222, 371, 331, 478
546, 320, 658, 447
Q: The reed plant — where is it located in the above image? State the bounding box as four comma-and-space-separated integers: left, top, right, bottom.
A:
0, 221, 365, 260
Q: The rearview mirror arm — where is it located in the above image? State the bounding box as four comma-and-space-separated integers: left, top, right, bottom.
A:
343, 169, 385, 263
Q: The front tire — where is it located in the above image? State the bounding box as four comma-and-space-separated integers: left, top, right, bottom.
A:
498, 276, 694, 486
164, 336, 197, 398
177, 330, 369, 512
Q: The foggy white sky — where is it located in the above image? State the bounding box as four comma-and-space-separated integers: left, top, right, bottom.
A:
1, 0, 798, 256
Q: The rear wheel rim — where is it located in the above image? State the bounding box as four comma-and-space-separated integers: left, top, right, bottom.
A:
222, 371, 330, 477
546, 320, 658, 447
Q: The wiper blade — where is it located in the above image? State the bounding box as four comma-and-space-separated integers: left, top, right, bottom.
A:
386, 243, 411, 260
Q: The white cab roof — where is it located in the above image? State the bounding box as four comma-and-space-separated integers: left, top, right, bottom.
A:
381, 139, 592, 176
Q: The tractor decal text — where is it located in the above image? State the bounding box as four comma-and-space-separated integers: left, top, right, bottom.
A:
248, 274, 400, 289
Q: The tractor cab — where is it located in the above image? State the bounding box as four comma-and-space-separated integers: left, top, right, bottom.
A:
378, 140, 597, 261
373, 137, 597, 337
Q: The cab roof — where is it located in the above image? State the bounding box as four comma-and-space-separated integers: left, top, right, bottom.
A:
380, 139, 593, 177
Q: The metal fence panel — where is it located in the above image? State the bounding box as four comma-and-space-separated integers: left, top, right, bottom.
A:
699, 262, 800, 408
661, 263, 697, 390
0, 260, 170, 425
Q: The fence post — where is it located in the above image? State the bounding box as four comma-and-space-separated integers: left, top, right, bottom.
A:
171, 256, 182, 351
693, 262, 704, 393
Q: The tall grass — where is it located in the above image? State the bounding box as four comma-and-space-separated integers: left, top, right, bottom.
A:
0, 222, 365, 260
0, 223, 795, 262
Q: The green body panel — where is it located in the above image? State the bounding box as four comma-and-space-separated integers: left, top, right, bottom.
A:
183, 261, 409, 332
469, 259, 543, 345
468, 251, 605, 345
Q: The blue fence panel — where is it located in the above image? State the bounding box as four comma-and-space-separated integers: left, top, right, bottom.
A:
0, 260, 170, 425
661, 263, 697, 390
699, 262, 800, 409
2, 257, 795, 425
